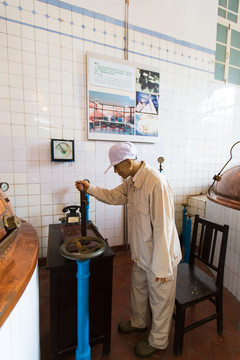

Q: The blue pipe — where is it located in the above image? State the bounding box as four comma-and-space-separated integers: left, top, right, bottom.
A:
75, 259, 91, 360
183, 216, 192, 263
85, 194, 89, 221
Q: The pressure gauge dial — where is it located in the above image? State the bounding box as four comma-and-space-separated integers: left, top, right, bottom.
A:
0, 182, 9, 192
158, 157, 164, 164
51, 139, 75, 162
56, 142, 71, 156
157, 157, 164, 173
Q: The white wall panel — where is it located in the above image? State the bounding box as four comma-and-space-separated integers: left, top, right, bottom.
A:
0, 0, 239, 254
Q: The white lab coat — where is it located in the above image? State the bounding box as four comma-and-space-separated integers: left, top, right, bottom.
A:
87, 161, 182, 278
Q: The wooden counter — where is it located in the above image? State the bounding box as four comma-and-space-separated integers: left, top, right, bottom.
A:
0, 221, 39, 327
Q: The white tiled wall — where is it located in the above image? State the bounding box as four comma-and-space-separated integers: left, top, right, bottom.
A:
188, 194, 207, 219
1, 0, 240, 257
0, 266, 40, 360
188, 194, 207, 244
186, 195, 240, 302
206, 200, 240, 301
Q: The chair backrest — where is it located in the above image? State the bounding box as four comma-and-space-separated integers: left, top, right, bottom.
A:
189, 215, 229, 289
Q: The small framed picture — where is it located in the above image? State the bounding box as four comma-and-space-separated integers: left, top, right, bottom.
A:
51, 139, 75, 162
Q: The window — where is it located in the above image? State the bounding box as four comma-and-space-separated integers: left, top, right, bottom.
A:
215, 0, 240, 85
218, 0, 239, 23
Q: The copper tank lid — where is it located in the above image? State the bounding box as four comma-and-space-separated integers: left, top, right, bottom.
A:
207, 141, 240, 211
207, 164, 240, 210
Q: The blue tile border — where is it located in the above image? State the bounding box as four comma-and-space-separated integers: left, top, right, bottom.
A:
0, 14, 214, 75
128, 49, 213, 74
130, 24, 215, 55
39, 0, 124, 27
0, 16, 123, 50
38, 0, 215, 56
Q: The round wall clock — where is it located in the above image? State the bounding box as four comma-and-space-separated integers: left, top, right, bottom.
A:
51, 139, 75, 162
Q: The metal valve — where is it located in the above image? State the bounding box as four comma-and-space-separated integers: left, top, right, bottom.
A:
3, 215, 22, 231
60, 236, 106, 260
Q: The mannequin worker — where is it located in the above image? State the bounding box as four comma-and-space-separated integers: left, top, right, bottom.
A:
75, 141, 182, 358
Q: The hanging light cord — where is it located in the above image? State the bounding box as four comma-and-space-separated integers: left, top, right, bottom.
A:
208, 140, 240, 194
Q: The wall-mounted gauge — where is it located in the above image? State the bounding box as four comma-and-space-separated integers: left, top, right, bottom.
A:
158, 156, 164, 164
157, 157, 164, 173
51, 139, 75, 162
0, 182, 9, 192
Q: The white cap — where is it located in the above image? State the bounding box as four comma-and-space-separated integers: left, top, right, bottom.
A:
104, 142, 137, 174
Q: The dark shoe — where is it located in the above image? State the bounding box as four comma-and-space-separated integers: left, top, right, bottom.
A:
118, 320, 148, 334
134, 339, 158, 358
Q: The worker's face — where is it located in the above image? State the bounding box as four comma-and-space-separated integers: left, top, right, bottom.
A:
114, 160, 132, 179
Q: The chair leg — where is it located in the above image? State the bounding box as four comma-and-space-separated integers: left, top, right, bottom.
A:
216, 294, 223, 334
174, 305, 186, 357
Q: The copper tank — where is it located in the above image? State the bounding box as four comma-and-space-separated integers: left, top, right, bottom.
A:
207, 164, 240, 210
207, 141, 240, 211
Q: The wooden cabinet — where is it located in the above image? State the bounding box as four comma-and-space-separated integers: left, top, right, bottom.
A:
46, 222, 114, 359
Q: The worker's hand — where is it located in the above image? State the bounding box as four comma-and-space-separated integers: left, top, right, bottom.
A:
75, 180, 90, 192
155, 277, 167, 283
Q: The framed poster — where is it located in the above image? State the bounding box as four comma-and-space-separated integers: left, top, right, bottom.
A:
87, 53, 160, 143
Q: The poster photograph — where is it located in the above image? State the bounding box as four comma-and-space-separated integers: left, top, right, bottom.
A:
136, 68, 160, 94
89, 91, 135, 136
87, 53, 160, 142
136, 92, 159, 115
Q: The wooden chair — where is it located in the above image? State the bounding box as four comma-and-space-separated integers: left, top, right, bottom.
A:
173, 214, 229, 357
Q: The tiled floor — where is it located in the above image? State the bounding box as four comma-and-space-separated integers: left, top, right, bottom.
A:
39, 251, 240, 360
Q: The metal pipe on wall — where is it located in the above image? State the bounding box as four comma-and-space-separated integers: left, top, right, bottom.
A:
123, 0, 129, 251
124, 0, 129, 61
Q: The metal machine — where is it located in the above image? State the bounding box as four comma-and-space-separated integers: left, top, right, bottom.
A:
0, 183, 22, 257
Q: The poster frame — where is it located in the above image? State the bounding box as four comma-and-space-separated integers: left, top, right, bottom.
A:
87, 52, 160, 143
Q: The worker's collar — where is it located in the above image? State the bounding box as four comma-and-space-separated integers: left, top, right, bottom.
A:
131, 161, 146, 188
